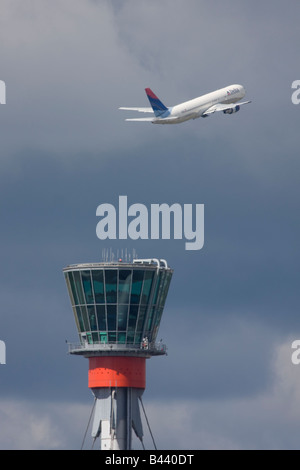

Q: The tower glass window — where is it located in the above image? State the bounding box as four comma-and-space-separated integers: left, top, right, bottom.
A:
63, 260, 173, 349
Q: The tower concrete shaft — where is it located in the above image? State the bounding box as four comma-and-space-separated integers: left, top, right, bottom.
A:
91, 387, 144, 450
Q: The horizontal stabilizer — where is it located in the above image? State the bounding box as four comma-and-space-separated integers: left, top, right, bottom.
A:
119, 107, 153, 113
125, 117, 155, 122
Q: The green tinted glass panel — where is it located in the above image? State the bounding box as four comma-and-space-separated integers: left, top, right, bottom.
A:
151, 307, 163, 342
65, 273, 76, 306
147, 306, 156, 333
73, 271, 85, 304
81, 271, 94, 304
118, 304, 128, 330
128, 305, 139, 328
157, 272, 171, 309
136, 305, 146, 333
92, 270, 105, 303
100, 332, 107, 343
75, 306, 85, 332
134, 330, 143, 344
87, 333, 93, 344
154, 307, 163, 330
87, 305, 97, 331
80, 305, 90, 331
108, 332, 116, 343
140, 270, 154, 304
96, 305, 106, 330
152, 272, 162, 305
127, 330, 134, 343
118, 270, 131, 304
130, 270, 144, 304
68, 272, 79, 305
154, 271, 164, 306
107, 304, 116, 330
92, 332, 99, 342
105, 270, 117, 303
117, 332, 126, 344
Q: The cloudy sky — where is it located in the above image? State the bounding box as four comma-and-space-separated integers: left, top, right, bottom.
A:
1, 0, 300, 450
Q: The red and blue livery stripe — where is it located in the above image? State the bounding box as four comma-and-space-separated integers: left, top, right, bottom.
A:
145, 88, 169, 117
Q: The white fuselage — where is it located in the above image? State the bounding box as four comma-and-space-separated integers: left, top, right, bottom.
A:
153, 84, 246, 124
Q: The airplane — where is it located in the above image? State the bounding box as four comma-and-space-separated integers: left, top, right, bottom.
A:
119, 84, 251, 124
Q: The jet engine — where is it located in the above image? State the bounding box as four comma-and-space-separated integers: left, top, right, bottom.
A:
223, 105, 240, 114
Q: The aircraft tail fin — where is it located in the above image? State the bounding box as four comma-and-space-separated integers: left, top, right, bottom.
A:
145, 88, 168, 117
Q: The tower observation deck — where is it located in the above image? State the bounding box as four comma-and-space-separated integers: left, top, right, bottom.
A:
63, 258, 173, 450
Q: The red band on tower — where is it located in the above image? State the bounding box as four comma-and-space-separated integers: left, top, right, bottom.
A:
88, 356, 146, 389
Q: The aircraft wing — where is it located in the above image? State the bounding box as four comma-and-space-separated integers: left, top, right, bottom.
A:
203, 100, 251, 116
119, 107, 154, 114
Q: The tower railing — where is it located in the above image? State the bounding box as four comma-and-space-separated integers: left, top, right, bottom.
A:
67, 340, 167, 356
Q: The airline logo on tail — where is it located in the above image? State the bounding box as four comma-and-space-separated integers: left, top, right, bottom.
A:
145, 88, 168, 117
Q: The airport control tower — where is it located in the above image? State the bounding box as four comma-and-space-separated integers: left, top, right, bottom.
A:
63, 258, 173, 450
